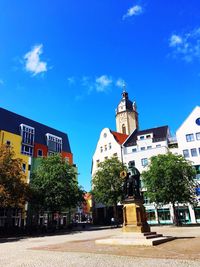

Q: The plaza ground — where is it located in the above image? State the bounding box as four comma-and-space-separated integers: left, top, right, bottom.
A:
0, 225, 200, 267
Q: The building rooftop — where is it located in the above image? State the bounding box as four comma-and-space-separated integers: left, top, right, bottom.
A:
123, 125, 169, 147
0, 107, 71, 152
111, 130, 128, 145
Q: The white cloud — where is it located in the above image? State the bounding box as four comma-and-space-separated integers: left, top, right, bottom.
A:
169, 35, 183, 47
67, 76, 75, 85
169, 28, 200, 62
70, 75, 126, 100
81, 76, 94, 94
24, 44, 47, 76
95, 75, 112, 92
116, 78, 125, 88
123, 5, 143, 20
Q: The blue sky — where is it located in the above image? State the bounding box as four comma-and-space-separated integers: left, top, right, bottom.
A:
1, 0, 200, 191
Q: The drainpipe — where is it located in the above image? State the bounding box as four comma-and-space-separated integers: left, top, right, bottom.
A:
120, 145, 124, 164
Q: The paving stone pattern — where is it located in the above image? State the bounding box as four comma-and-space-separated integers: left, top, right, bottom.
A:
0, 226, 200, 267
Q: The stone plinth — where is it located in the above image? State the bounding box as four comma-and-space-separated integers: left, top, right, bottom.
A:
95, 232, 176, 246
122, 199, 150, 233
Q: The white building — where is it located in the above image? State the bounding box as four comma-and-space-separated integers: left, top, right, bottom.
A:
91, 91, 135, 224
176, 106, 200, 223
91, 90, 200, 225
123, 126, 170, 171
92, 128, 128, 177
122, 125, 176, 225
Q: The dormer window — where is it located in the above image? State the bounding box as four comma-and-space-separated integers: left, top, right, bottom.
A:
46, 133, 62, 153
20, 124, 35, 146
20, 124, 35, 156
139, 136, 144, 140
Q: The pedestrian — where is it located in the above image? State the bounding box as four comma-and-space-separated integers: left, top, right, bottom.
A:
111, 217, 115, 228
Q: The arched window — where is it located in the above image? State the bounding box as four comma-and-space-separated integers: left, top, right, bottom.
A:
122, 124, 126, 134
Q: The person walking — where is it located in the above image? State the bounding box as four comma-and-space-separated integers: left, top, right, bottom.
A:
111, 217, 115, 228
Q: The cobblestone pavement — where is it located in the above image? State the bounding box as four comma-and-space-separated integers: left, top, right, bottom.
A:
0, 226, 200, 267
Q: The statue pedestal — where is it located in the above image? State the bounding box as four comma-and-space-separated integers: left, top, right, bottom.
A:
122, 199, 150, 233
95, 199, 175, 246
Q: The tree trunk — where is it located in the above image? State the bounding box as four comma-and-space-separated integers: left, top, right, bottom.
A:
5, 208, 13, 229
172, 203, 178, 226
113, 204, 118, 226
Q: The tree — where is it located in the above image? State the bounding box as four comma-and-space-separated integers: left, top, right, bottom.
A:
142, 153, 197, 225
30, 154, 84, 224
0, 144, 30, 226
92, 157, 126, 220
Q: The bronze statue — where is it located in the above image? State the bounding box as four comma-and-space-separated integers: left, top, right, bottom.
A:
123, 162, 141, 200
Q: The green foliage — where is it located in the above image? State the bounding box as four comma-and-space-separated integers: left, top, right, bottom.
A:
142, 153, 197, 206
30, 154, 84, 212
0, 144, 30, 208
92, 157, 125, 207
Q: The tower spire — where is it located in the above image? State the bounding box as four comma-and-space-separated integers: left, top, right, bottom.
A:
116, 88, 139, 134
122, 82, 128, 99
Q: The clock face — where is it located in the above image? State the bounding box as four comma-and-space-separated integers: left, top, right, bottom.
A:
196, 118, 200, 126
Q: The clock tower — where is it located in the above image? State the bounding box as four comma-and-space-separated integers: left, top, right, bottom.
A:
115, 88, 139, 135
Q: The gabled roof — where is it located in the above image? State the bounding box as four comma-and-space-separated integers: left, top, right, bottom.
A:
0, 107, 71, 153
176, 106, 200, 133
111, 130, 128, 145
123, 125, 169, 147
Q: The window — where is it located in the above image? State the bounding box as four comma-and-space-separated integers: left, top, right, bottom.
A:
141, 158, 148, 167
140, 136, 145, 140
156, 144, 161, 148
20, 124, 35, 146
22, 163, 26, 173
146, 210, 156, 222
122, 124, 126, 134
132, 148, 137, 153
96, 160, 100, 167
46, 133, 62, 153
104, 145, 107, 151
141, 147, 145, 151
194, 208, 200, 221
191, 148, 197, 157
6, 140, 11, 146
100, 146, 103, 153
113, 153, 117, 157
146, 135, 151, 139
147, 146, 152, 150
109, 143, 112, 149
183, 149, 189, 158
196, 132, 200, 140
37, 149, 43, 157
21, 145, 33, 156
20, 124, 35, 156
158, 209, 171, 222
186, 134, 194, 142
104, 157, 108, 160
